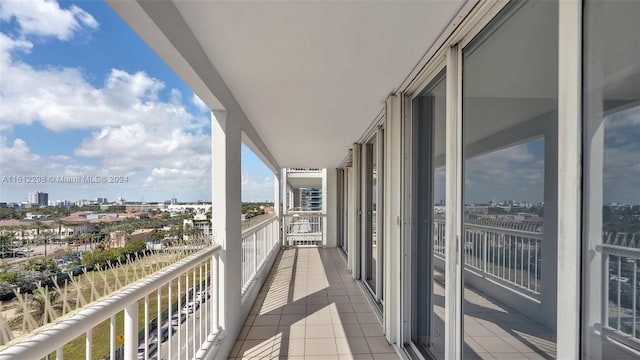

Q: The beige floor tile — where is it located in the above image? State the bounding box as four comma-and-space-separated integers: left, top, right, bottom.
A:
279, 314, 306, 326
365, 336, 394, 354
253, 314, 281, 326
336, 336, 371, 354
333, 312, 359, 325
246, 325, 278, 340
237, 339, 275, 358
282, 304, 307, 314
305, 338, 338, 356
356, 312, 378, 324
360, 323, 383, 337
280, 324, 305, 339
306, 313, 333, 325
305, 324, 335, 338
339, 354, 374, 360
273, 338, 305, 357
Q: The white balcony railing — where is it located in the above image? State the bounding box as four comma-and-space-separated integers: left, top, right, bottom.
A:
283, 212, 324, 247
597, 241, 640, 352
0, 244, 222, 360
434, 219, 542, 295
241, 217, 280, 293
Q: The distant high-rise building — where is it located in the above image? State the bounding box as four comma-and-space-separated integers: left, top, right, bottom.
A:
299, 188, 322, 211
28, 191, 48, 207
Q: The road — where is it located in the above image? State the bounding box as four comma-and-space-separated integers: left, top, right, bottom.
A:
147, 295, 211, 360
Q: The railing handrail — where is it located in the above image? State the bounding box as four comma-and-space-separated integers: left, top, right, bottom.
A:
284, 211, 326, 216
0, 244, 221, 360
242, 214, 278, 236
597, 243, 640, 258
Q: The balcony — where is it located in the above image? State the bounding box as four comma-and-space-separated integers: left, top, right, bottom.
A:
0, 217, 561, 360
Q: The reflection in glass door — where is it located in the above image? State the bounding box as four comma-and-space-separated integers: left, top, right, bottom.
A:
411, 70, 446, 359
364, 137, 379, 297
461, 1, 557, 358
583, 0, 640, 358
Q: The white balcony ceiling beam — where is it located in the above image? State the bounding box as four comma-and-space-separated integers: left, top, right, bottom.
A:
107, 0, 470, 168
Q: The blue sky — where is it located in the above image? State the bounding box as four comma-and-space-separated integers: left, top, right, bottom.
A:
0, 0, 274, 203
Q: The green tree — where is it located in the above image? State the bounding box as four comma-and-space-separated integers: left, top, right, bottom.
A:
23, 257, 59, 273
30, 287, 61, 326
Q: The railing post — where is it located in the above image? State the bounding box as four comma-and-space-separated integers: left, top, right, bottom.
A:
253, 233, 258, 275
110, 315, 115, 360
322, 214, 327, 247
212, 252, 219, 332
85, 328, 91, 360
483, 231, 488, 273
124, 302, 138, 360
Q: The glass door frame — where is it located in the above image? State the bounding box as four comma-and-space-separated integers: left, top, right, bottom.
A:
362, 126, 385, 304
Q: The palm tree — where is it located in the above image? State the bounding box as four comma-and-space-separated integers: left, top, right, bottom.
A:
54, 219, 65, 242
30, 288, 61, 326
17, 225, 27, 245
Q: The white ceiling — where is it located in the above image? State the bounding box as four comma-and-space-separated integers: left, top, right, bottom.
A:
109, 0, 468, 168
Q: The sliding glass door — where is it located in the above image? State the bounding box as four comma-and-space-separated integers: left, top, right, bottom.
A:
363, 131, 384, 304
411, 70, 447, 359
583, 0, 640, 358
461, 1, 558, 358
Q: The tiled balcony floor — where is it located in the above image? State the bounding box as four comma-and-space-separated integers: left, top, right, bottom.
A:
230, 247, 398, 360
431, 270, 557, 360
230, 247, 555, 359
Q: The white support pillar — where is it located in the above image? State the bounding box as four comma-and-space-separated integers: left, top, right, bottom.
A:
282, 169, 288, 215
557, 0, 582, 357
211, 110, 242, 358
274, 173, 281, 217
124, 303, 138, 360
325, 168, 337, 247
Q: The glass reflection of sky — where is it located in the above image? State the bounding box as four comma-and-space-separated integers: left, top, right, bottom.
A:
603, 105, 640, 205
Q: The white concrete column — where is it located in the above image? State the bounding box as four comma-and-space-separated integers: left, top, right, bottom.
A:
274, 173, 281, 217
124, 302, 138, 360
282, 169, 288, 215
557, 0, 582, 357
325, 168, 337, 247
211, 110, 242, 358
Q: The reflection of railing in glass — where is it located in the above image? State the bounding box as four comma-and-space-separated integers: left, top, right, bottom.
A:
599, 234, 640, 348
434, 218, 542, 294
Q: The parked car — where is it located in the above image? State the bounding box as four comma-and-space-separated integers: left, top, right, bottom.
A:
182, 301, 199, 314
136, 340, 158, 360
171, 313, 186, 326
195, 291, 210, 304
159, 325, 171, 342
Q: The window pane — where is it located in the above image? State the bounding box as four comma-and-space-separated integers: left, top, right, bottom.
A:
462, 1, 557, 358
583, 0, 640, 357
412, 70, 446, 359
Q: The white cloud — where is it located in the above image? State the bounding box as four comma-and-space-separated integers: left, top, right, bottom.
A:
465, 139, 545, 203
0, 6, 213, 201
191, 93, 209, 113
241, 173, 274, 202
0, 0, 98, 40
